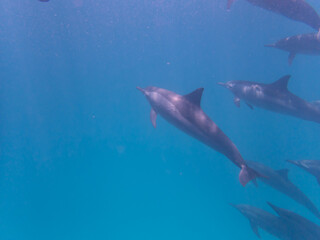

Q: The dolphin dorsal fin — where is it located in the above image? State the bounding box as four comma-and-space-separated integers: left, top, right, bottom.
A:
267, 202, 282, 216
249, 221, 260, 238
276, 169, 289, 179
270, 75, 291, 91
184, 88, 204, 107
267, 202, 290, 218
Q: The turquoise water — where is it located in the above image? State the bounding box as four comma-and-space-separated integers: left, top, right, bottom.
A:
1, 0, 320, 239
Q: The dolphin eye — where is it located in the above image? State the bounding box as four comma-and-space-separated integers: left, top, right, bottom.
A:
228, 83, 235, 88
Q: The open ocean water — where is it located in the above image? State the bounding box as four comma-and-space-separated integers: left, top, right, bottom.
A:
1, 0, 320, 239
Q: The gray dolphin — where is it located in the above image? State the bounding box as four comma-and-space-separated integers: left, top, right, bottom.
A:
218, 75, 320, 124
268, 202, 320, 240
227, 0, 320, 31
247, 161, 320, 219
137, 86, 260, 186
265, 31, 320, 65
287, 160, 320, 185
231, 203, 290, 239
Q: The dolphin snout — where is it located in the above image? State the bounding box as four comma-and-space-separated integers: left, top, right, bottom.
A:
286, 160, 300, 166
229, 203, 246, 214
264, 44, 275, 48
229, 203, 238, 209
136, 86, 146, 94
217, 82, 227, 87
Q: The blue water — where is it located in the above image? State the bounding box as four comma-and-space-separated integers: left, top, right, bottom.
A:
1, 0, 320, 239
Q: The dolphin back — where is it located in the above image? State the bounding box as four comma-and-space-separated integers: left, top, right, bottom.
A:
311, 100, 320, 109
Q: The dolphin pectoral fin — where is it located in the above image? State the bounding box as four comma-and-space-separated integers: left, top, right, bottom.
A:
234, 97, 240, 108
288, 52, 296, 65
246, 103, 254, 110
227, 0, 235, 10
150, 108, 157, 128
249, 221, 261, 238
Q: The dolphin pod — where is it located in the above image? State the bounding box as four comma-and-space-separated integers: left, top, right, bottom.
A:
227, 0, 320, 30
232, 203, 320, 239
265, 30, 320, 65
137, 86, 261, 186
135, 0, 320, 238
37, 0, 320, 237
137, 83, 320, 238
218, 75, 320, 124
227, 0, 320, 64
247, 161, 320, 218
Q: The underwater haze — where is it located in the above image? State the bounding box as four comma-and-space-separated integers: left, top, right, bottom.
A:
1, 0, 320, 239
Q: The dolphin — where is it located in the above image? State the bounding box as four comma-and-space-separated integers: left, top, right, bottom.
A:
268, 202, 320, 240
231, 203, 291, 239
265, 31, 320, 65
218, 75, 320, 124
287, 160, 320, 185
246, 161, 320, 219
227, 0, 320, 31
137, 86, 260, 186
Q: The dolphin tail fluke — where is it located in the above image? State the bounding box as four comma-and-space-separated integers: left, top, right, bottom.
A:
227, 0, 235, 10
239, 165, 260, 187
